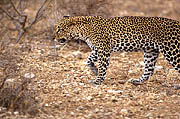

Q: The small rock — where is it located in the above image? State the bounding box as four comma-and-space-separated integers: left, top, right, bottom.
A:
94, 108, 99, 113
121, 52, 126, 57
0, 107, 6, 112
172, 84, 180, 90
79, 83, 85, 86
54, 103, 60, 108
128, 69, 137, 73
87, 96, 93, 100
70, 112, 74, 115
6, 78, 15, 82
171, 95, 178, 98
35, 97, 40, 101
125, 117, 131, 119
78, 106, 84, 110
24, 72, 35, 79
14, 111, 19, 115
139, 61, 144, 66
61, 83, 69, 87
73, 51, 82, 59
120, 109, 128, 114
44, 103, 49, 107
155, 66, 163, 70
107, 90, 123, 94
146, 112, 153, 117
37, 50, 42, 54
7, 111, 12, 115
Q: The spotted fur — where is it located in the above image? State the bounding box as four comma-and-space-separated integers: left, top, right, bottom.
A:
54, 16, 180, 85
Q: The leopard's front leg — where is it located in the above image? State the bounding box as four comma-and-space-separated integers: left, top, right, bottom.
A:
87, 50, 98, 75
93, 50, 110, 85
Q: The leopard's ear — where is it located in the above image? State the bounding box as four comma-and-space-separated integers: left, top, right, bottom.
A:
63, 16, 70, 19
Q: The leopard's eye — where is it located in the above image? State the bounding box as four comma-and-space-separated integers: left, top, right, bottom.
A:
58, 38, 66, 43
61, 29, 64, 32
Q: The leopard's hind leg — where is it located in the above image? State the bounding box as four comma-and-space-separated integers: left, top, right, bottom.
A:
160, 44, 180, 74
131, 49, 160, 85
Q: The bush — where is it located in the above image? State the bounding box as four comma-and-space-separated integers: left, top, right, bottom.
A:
0, 76, 41, 115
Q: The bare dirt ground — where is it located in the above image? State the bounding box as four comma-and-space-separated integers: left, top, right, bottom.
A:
1, 40, 180, 119
0, 0, 180, 119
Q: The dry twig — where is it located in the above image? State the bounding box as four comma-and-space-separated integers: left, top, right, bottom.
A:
0, 76, 8, 92
0, 0, 52, 42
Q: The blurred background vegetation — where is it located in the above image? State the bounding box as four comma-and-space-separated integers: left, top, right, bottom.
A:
0, 0, 179, 43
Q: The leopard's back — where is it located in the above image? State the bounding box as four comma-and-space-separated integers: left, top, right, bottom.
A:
108, 16, 180, 72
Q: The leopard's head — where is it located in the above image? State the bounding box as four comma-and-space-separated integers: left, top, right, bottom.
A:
54, 16, 103, 44
54, 16, 86, 45
54, 16, 73, 44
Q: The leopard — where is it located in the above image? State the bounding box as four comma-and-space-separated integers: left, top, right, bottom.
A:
54, 16, 180, 85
